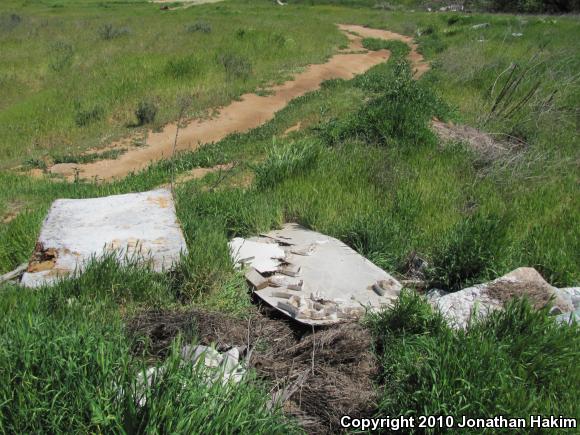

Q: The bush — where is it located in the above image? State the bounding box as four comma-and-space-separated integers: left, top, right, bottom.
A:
164, 56, 200, 79
478, 0, 580, 13
0, 13, 22, 32
49, 41, 74, 72
321, 61, 444, 148
74, 104, 104, 127
367, 291, 580, 429
218, 53, 252, 81
186, 20, 212, 34
97, 23, 130, 41
135, 100, 157, 126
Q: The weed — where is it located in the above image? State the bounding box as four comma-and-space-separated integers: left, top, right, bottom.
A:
254, 140, 320, 189
135, 100, 158, 126
23, 158, 47, 170
51, 148, 126, 165
323, 61, 445, 147
416, 24, 436, 37
218, 53, 252, 81
97, 23, 130, 41
186, 21, 212, 34
269, 32, 287, 47
0, 274, 297, 433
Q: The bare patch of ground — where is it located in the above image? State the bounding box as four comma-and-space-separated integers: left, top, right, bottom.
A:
47, 25, 428, 182
174, 163, 234, 184
283, 122, 302, 136
128, 307, 378, 434
1, 201, 25, 224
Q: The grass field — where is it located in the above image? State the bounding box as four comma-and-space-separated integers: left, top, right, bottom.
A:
1, 0, 579, 432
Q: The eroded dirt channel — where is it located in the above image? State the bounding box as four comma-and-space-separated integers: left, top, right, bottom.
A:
50, 24, 428, 181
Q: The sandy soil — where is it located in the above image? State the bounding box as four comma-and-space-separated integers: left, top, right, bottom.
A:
49, 25, 429, 182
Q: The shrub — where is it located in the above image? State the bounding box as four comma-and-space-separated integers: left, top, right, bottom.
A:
322, 61, 444, 148
23, 158, 47, 170
480, 0, 580, 13
135, 100, 157, 126
49, 41, 74, 72
218, 53, 252, 81
367, 292, 579, 427
164, 56, 200, 79
97, 23, 130, 41
0, 13, 22, 32
186, 20, 212, 34
74, 104, 104, 127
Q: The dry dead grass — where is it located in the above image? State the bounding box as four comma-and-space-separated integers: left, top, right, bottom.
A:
127, 307, 378, 434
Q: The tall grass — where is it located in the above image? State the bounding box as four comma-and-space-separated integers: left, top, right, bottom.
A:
0, 278, 297, 433
366, 291, 580, 432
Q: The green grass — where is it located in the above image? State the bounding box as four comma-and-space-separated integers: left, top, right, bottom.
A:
0, 0, 579, 431
0, 0, 346, 166
0, 268, 297, 433
362, 37, 410, 57
366, 291, 579, 433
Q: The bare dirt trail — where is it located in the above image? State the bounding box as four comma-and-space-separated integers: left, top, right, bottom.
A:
49, 25, 429, 182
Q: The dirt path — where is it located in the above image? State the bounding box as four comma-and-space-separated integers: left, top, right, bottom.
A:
50, 25, 428, 182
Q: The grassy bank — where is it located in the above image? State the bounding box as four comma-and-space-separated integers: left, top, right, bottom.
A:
0, 0, 346, 165
1, 0, 579, 432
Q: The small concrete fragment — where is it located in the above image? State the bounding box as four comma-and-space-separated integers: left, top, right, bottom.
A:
0, 263, 28, 284
20, 189, 187, 288
133, 344, 245, 407
245, 268, 269, 290
229, 238, 285, 273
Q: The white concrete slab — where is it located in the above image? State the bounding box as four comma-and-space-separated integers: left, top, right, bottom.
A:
21, 189, 187, 287
234, 224, 402, 325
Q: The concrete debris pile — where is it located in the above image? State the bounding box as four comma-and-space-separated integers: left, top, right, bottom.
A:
426, 267, 576, 329
134, 345, 246, 407
229, 223, 402, 325
20, 189, 188, 287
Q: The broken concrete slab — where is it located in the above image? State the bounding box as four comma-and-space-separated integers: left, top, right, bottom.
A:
20, 188, 187, 288
426, 267, 575, 329
231, 223, 402, 325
